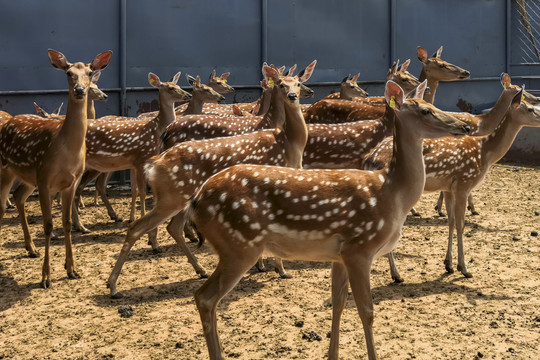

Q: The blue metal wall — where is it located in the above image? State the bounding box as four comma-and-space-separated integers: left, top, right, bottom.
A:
0, 0, 539, 162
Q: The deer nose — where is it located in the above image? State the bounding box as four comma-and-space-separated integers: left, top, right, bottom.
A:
218, 95, 225, 103
103, 94, 108, 100
463, 125, 471, 135
74, 87, 85, 96
288, 93, 298, 101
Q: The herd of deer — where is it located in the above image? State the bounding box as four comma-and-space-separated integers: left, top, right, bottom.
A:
1, 45, 539, 360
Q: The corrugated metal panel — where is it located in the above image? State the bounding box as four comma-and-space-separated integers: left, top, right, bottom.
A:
0, 0, 539, 163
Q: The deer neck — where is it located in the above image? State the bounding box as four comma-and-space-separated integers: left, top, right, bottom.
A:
154, 92, 177, 135
381, 105, 395, 137
257, 88, 273, 115
339, 84, 352, 100
86, 99, 96, 120
280, 99, 308, 169
384, 112, 426, 213
183, 92, 205, 115
475, 89, 516, 135
259, 86, 286, 128
419, 68, 438, 104
58, 95, 89, 152
480, 111, 523, 168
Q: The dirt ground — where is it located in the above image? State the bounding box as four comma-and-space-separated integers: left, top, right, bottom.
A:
0, 162, 539, 360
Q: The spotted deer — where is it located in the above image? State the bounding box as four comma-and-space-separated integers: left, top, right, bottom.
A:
0, 49, 112, 288
417, 46, 470, 104
180, 80, 469, 360
71, 72, 192, 232
322, 73, 368, 101
106, 61, 317, 297
364, 82, 535, 281
208, 70, 233, 94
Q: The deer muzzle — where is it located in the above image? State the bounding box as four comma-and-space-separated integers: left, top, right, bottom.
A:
74, 86, 86, 97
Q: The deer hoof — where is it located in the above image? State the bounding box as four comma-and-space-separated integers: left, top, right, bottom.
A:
198, 271, 209, 279
444, 260, 454, 274
457, 265, 472, 278
41, 279, 51, 289
110, 291, 124, 300
392, 276, 404, 284
471, 211, 479, 216
28, 250, 40, 258
278, 272, 293, 279
68, 271, 81, 279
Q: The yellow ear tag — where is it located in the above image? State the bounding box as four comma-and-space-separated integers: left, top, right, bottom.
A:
267, 78, 274, 87
222, 79, 227, 83
522, 94, 525, 101
504, 81, 509, 89
149, 78, 157, 86
389, 95, 396, 109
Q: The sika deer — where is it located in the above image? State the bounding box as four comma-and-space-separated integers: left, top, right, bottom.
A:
107, 61, 317, 297
184, 80, 469, 360
71, 72, 192, 232
364, 80, 534, 281
0, 49, 112, 288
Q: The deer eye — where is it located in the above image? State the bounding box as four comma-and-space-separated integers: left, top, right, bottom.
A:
528, 106, 534, 112
439, 63, 445, 68
422, 108, 431, 115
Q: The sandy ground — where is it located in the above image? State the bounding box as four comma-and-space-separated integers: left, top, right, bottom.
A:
0, 162, 539, 360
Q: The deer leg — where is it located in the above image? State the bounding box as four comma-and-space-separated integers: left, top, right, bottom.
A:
72, 169, 100, 233
387, 252, 403, 283
255, 257, 266, 272
129, 168, 139, 222
184, 221, 201, 243
444, 191, 456, 274
166, 212, 208, 278
95, 172, 121, 222
195, 250, 261, 360
13, 183, 39, 258
107, 205, 178, 298
0, 168, 16, 229
435, 192, 446, 217
272, 258, 291, 279
410, 207, 421, 217
467, 194, 479, 215
344, 254, 377, 360
61, 184, 80, 280
37, 185, 53, 289
328, 262, 349, 360
455, 193, 472, 278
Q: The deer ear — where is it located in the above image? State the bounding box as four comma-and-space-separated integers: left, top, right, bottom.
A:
512, 89, 523, 109
435, 46, 443, 58
417, 47, 428, 63
186, 75, 196, 86
351, 73, 360, 82
278, 66, 286, 76
341, 75, 349, 84
500, 73, 511, 89
195, 75, 201, 86
52, 103, 63, 116
414, 80, 428, 99
232, 104, 243, 116
220, 72, 230, 80
263, 64, 280, 85
34, 102, 47, 117
385, 80, 404, 110
209, 69, 216, 80
251, 103, 260, 115
298, 60, 317, 83
287, 64, 297, 76
171, 72, 181, 85
48, 49, 70, 70
400, 59, 411, 72
90, 50, 112, 71
91, 71, 101, 84
148, 73, 161, 88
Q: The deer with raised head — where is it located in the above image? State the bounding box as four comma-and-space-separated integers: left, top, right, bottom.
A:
417, 45, 470, 105
323, 73, 369, 100
71, 72, 192, 232
106, 61, 317, 297
208, 70, 233, 94
364, 79, 536, 281
181, 80, 469, 360
0, 49, 112, 288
